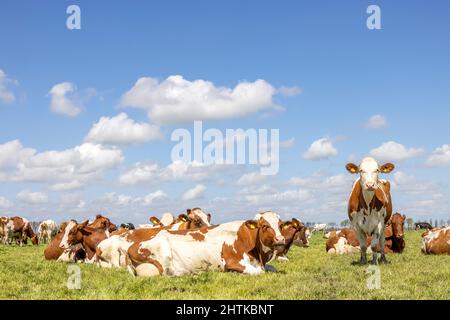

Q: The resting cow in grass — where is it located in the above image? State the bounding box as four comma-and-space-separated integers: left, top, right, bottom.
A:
346, 157, 395, 265
126, 211, 285, 277
276, 218, 310, 261
421, 227, 450, 255
96, 208, 212, 268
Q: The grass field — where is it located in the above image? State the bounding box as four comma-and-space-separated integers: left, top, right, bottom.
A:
0, 230, 449, 300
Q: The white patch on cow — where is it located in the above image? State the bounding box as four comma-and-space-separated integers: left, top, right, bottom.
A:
60, 221, 76, 249
239, 253, 264, 275
255, 211, 283, 239
190, 208, 211, 226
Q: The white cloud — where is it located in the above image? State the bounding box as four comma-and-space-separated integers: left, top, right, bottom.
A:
237, 172, 268, 186
48, 82, 82, 117
0, 196, 13, 208
280, 137, 295, 149
85, 113, 163, 145
182, 184, 206, 201
0, 140, 123, 188
120, 75, 280, 124
16, 190, 48, 204
277, 86, 302, 97
370, 141, 424, 162
303, 138, 338, 160
426, 144, 450, 167
0, 69, 18, 104
366, 114, 388, 128
141, 190, 168, 206
119, 160, 235, 185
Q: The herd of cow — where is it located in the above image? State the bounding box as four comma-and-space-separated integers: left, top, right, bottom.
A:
1, 157, 449, 278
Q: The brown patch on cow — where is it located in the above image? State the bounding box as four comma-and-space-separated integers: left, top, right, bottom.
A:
348, 180, 392, 224
422, 227, 450, 255
189, 232, 205, 241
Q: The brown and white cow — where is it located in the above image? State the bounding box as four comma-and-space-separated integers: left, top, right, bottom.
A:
421, 227, 450, 255
276, 218, 310, 261
326, 213, 406, 255
38, 219, 58, 244
0, 216, 9, 244
346, 157, 395, 265
3, 217, 38, 246
96, 208, 212, 268
44, 215, 116, 262
126, 211, 285, 277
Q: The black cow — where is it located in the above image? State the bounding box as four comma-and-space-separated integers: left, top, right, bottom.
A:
120, 223, 135, 230
415, 222, 433, 230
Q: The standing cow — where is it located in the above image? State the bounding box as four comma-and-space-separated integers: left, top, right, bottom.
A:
38, 220, 58, 244
346, 157, 395, 265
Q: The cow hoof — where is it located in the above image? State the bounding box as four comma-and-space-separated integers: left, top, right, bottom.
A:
371, 259, 379, 266
265, 265, 277, 273
352, 260, 367, 266
379, 257, 390, 264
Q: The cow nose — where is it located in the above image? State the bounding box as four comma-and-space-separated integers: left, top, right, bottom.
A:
275, 236, 285, 245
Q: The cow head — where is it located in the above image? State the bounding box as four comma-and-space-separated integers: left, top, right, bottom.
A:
281, 218, 309, 249
61, 220, 89, 248
150, 216, 162, 226
254, 211, 285, 250
391, 213, 406, 238
89, 214, 117, 232
177, 208, 211, 229
346, 157, 395, 191
31, 234, 39, 245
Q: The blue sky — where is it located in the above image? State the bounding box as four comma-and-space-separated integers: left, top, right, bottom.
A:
1, 0, 450, 225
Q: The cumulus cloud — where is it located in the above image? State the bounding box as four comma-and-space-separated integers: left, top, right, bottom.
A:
0, 196, 13, 208
16, 190, 48, 204
48, 82, 82, 117
370, 141, 424, 162
0, 69, 18, 104
120, 75, 280, 124
366, 114, 388, 128
303, 138, 338, 160
237, 172, 268, 186
0, 140, 123, 188
98, 190, 168, 207
119, 160, 236, 185
426, 144, 450, 167
85, 113, 162, 145
182, 184, 206, 201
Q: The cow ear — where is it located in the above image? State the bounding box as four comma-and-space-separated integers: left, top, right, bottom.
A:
178, 214, 189, 222
346, 163, 359, 174
281, 222, 292, 230
291, 218, 301, 228
207, 213, 211, 223
96, 214, 102, 219
78, 220, 89, 229
186, 209, 191, 215
150, 216, 161, 225
245, 220, 258, 230
379, 163, 395, 174
402, 214, 406, 220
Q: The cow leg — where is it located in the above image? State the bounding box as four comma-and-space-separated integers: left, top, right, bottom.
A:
378, 229, 389, 264
370, 233, 380, 265
355, 228, 368, 265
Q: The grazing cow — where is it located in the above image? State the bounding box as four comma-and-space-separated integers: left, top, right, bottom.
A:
421, 227, 450, 255
415, 222, 433, 230
312, 223, 327, 233
276, 218, 310, 261
38, 220, 58, 244
4, 217, 38, 246
96, 208, 212, 268
126, 211, 285, 277
346, 157, 395, 265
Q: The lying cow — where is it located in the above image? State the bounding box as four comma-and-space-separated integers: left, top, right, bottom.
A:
126, 211, 285, 277
0, 216, 8, 244
421, 227, 450, 255
346, 157, 395, 265
38, 220, 58, 244
96, 208, 212, 268
327, 213, 406, 255
44, 215, 116, 262
312, 223, 327, 233
276, 218, 310, 261
415, 222, 433, 230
